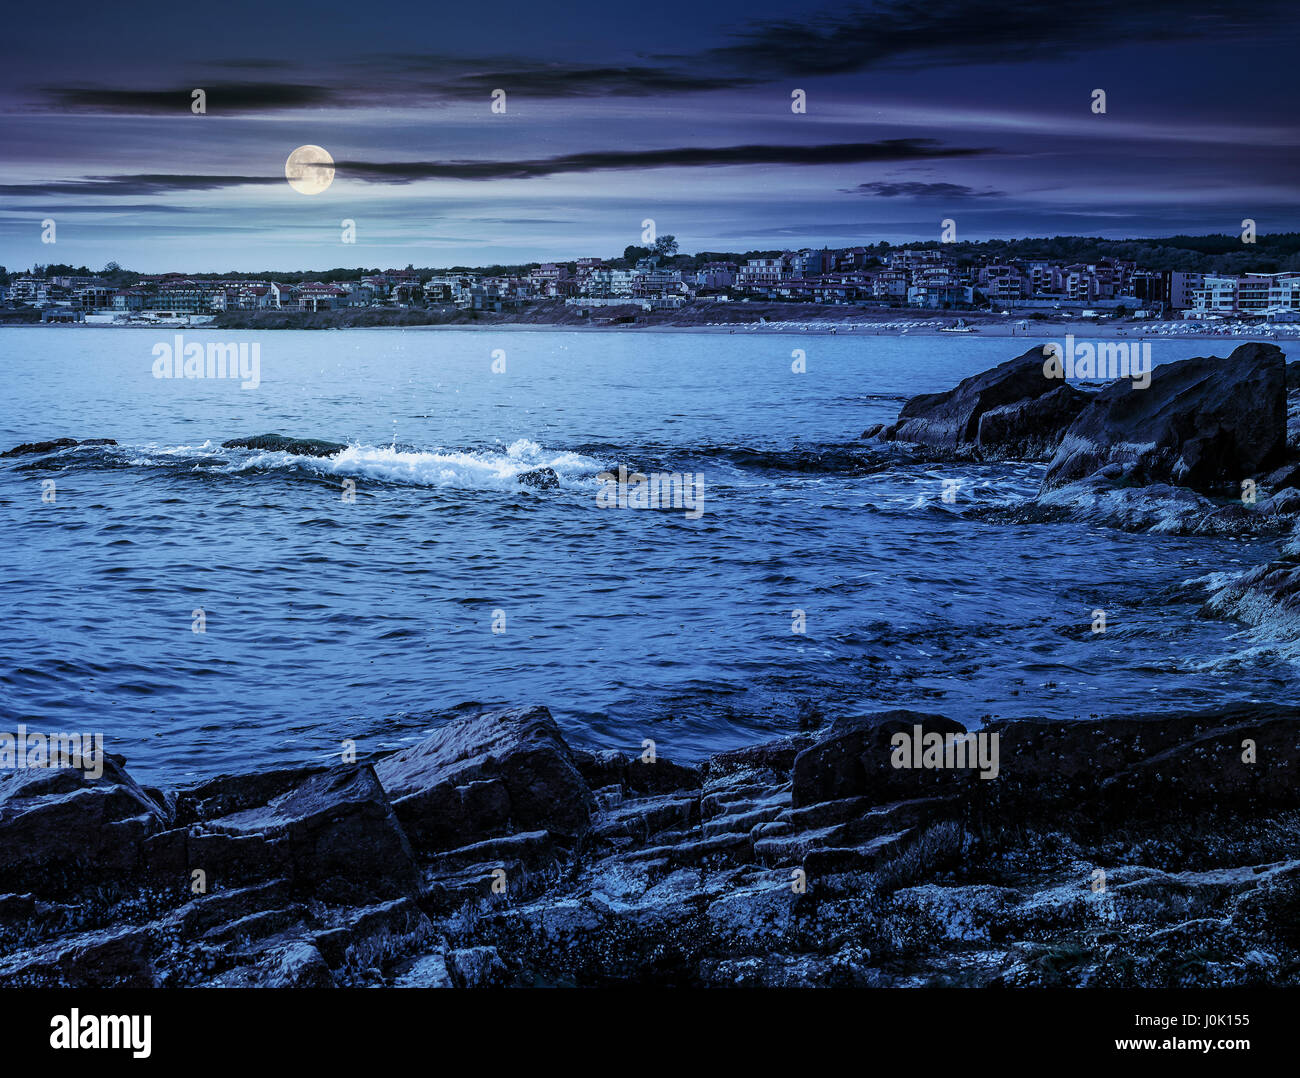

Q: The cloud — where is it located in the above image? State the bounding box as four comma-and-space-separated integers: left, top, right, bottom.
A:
370, 56, 750, 98
699, 0, 1297, 78
847, 181, 1005, 199
0, 175, 283, 197
25, 0, 1295, 117
37, 82, 340, 113
0, 139, 992, 198
338, 139, 992, 182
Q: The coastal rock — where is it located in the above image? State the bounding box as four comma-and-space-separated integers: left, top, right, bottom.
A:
373, 705, 594, 854
791, 710, 970, 808
4, 702, 1300, 987
0, 751, 170, 895
1, 437, 116, 458
221, 434, 347, 457
974, 384, 1090, 459
883, 347, 1063, 453
1203, 557, 1300, 641
1015, 470, 1268, 536
200, 765, 419, 899
972, 708, 1298, 816
1042, 342, 1287, 495
517, 467, 560, 490
1264, 460, 1300, 491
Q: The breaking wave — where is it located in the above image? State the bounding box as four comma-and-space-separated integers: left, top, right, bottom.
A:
5, 437, 608, 491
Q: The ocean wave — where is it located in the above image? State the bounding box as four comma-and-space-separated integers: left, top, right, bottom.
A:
266, 439, 604, 490
5, 436, 608, 491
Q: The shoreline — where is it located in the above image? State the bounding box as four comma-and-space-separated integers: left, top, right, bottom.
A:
3, 702, 1298, 988
12, 319, 1300, 344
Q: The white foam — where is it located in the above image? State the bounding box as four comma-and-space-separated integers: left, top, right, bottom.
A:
300, 438, 603, 489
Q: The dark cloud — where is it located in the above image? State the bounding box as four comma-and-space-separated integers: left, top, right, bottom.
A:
699, 0, 1298, 78
339, 139, 992, 182
38, 82, 339, 113
848, 181, 1005, 199
21, 0, 1295, 116
0, 175, 282, 197
371, 55, 750, 97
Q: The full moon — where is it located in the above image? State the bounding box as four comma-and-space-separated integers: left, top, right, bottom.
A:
285, 145, 335, 195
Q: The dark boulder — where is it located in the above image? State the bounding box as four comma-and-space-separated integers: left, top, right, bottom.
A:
573, 747, 702, 796
1263, 459, 1300, 491
374, 705, 594, 854
1042, 342, 1287, 495
0, 752, 171, 895
175, 764, 329, 825
969, 705, 1300, 819
1202, 556, 1300, 640
517, 467, 559, 490
201, 765, 419, 899
883, 347, 1062, 452
221, 434, 347, 457
791, 710, 972, 808
974, 384, 1090, 460
1, 438, 116, 458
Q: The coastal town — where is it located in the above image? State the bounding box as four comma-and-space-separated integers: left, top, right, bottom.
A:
5, 240, 1300, 326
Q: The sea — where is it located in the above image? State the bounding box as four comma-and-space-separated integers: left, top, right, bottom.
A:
1, 326, 1295, 781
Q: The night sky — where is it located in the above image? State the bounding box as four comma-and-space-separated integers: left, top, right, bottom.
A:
1, 0, 1297, 271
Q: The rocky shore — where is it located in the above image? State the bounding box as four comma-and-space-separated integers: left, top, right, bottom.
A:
4, 339, 1298, 988
1, 702, 1298, 988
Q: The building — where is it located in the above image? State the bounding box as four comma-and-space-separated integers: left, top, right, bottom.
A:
633, 259, 685, 299
583, 268, 637, 298
735, 256, 791, 291
889, 248, 951, 273
872, 270, 909, 301
1267, 273, 1300, 314
1169, 272, 1205, 311
693, 262, 737, 291
789, 249, 832, 278
977, 265, 1026, 304
1191, 275, 1239, 314
298, 283, 348, 311
908, 283, 974, 309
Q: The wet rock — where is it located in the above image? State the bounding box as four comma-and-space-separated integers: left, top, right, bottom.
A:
311, 897, 435, 972
0, 925, 157, 988
883, 347, 1063, 452
791, 710, 970, 808
1042, 342, 1287, 495
175, 765, 328, 825
517, 467, 559, 489
975, 384, 1090, 460
374, 706, 594, 854
573, 747, 702, 796
0, 437, 117, 457
202, 765, 419, 899
0, 752, 170, 895
448, 945, 508, 987
221, 434, 346, 457
5, 702, 1300, 987
1260, 487, 1300, 516
1203, 558, 1300, 641
1263, 460, 1300, 491
262, 940, 335, 988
